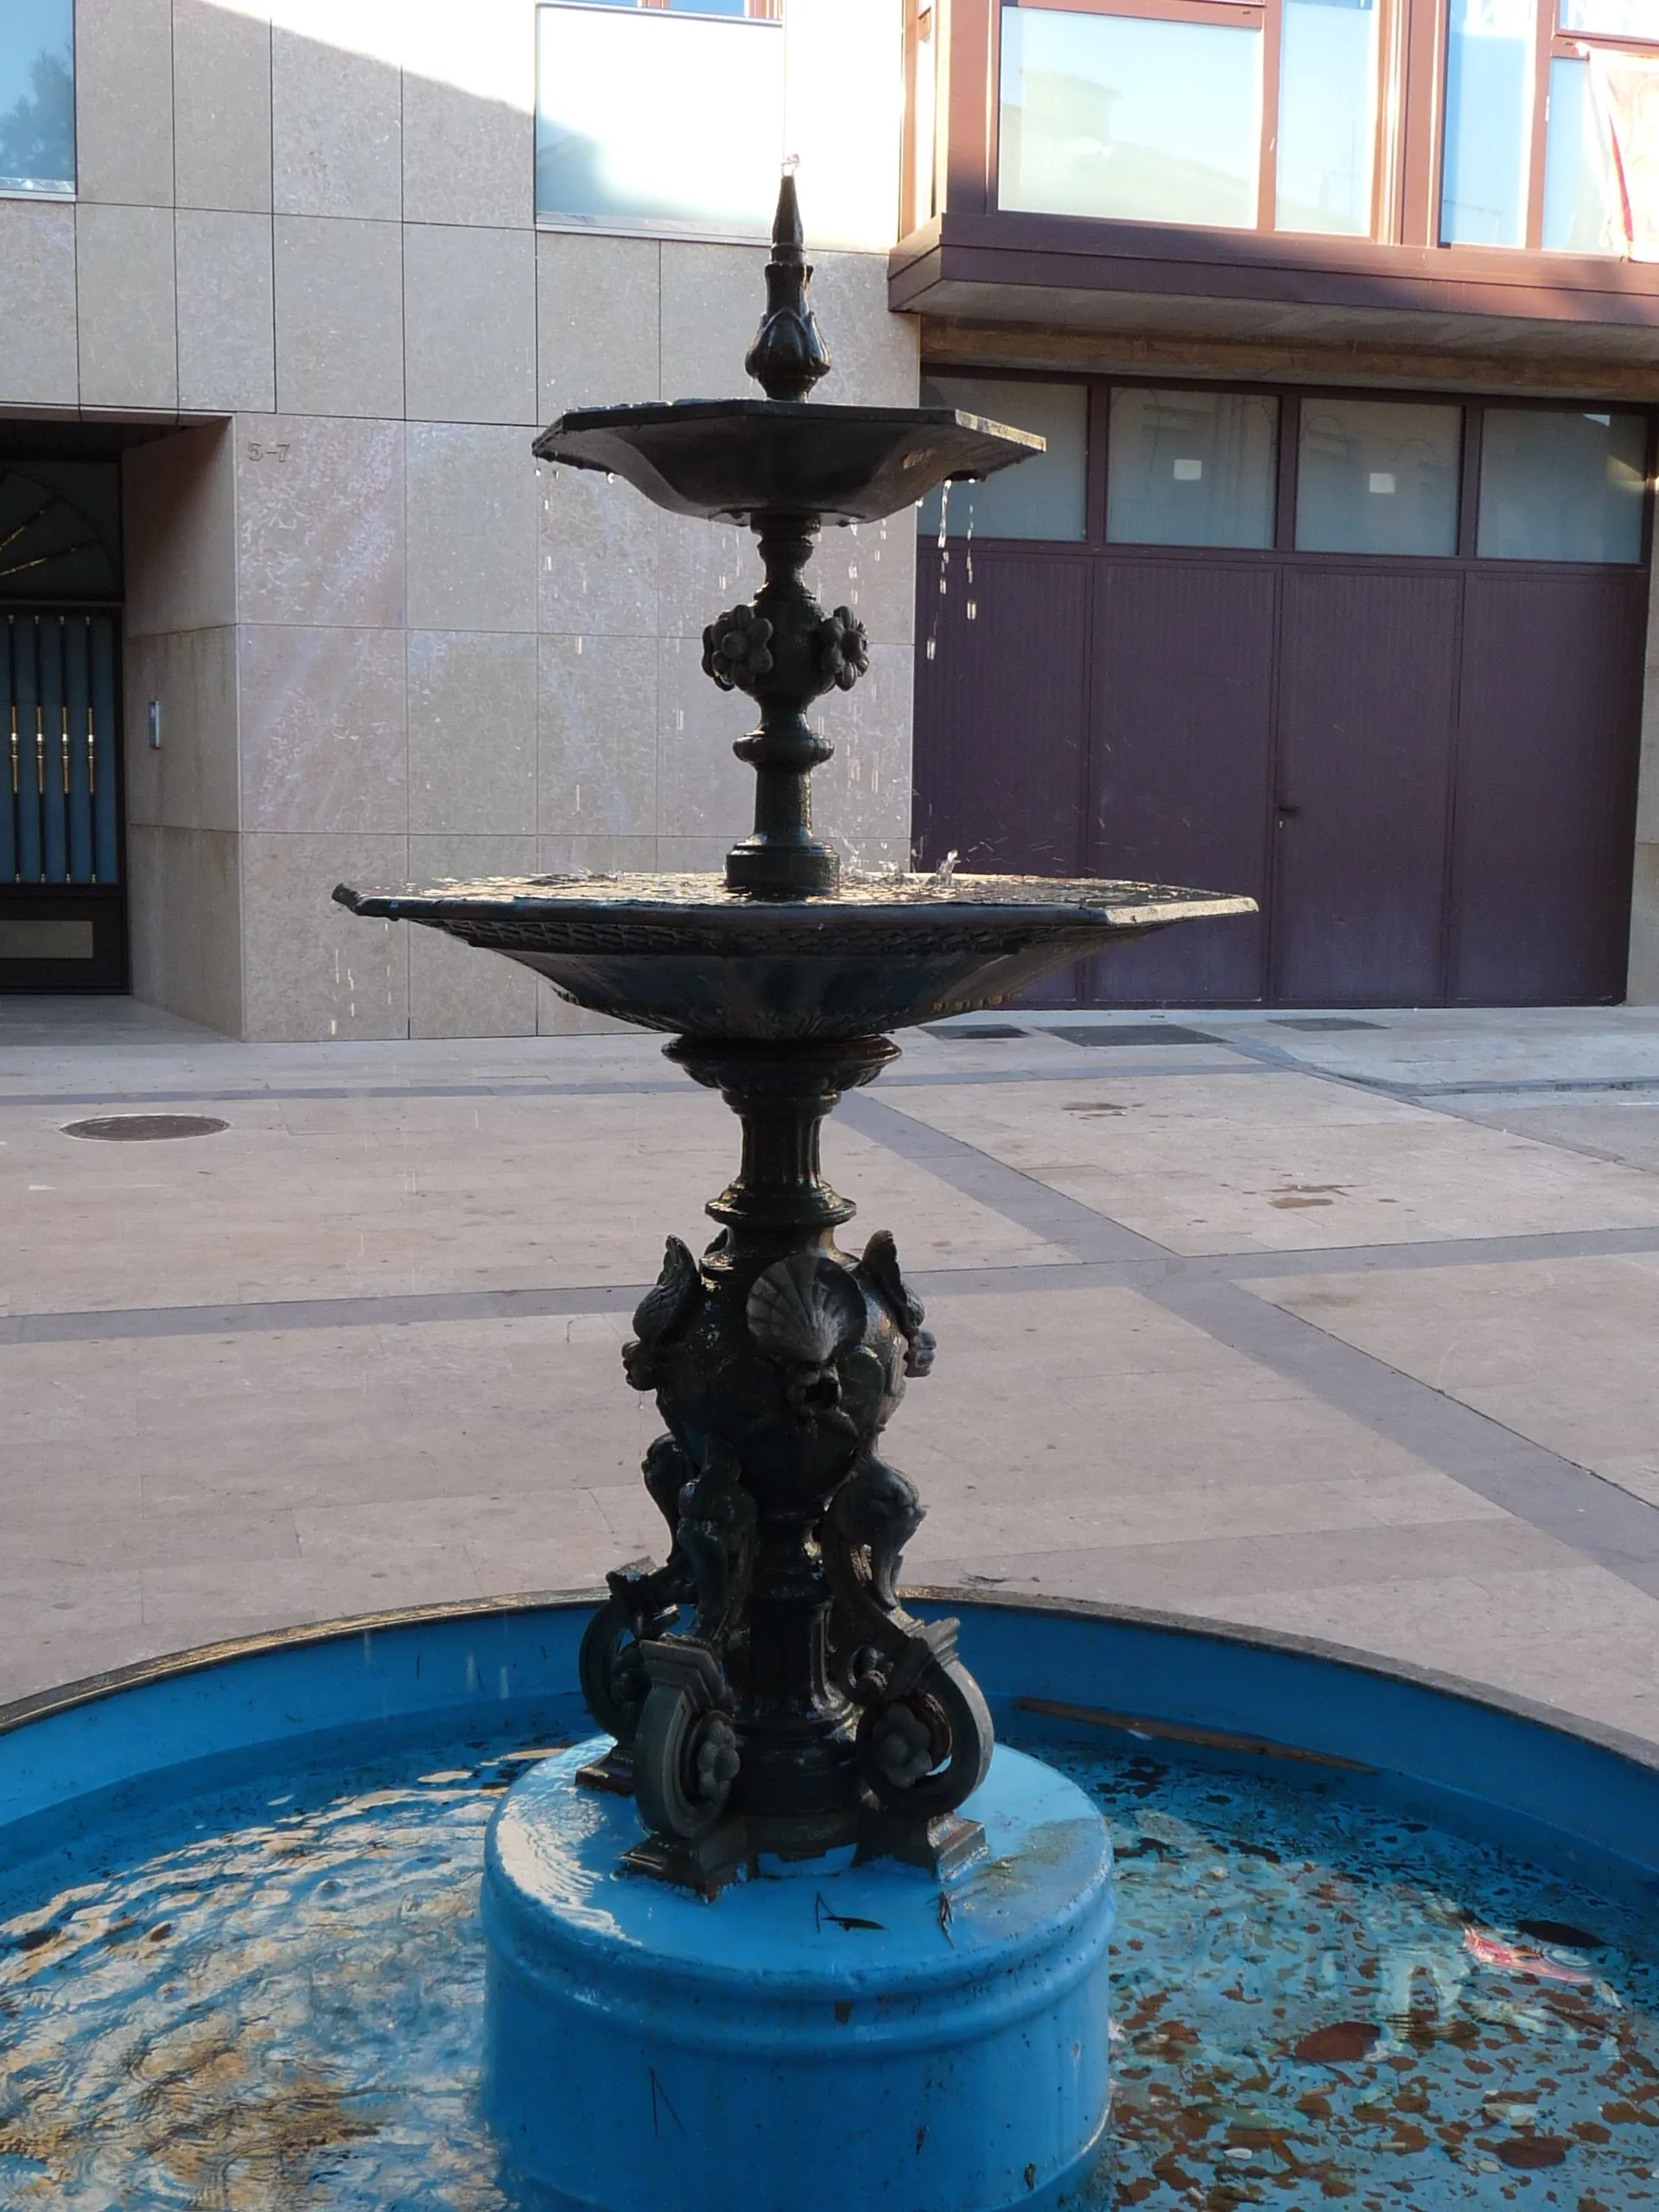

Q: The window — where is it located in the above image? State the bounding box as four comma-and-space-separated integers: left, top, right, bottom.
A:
1445, 0, 1659, 252
999, 3, 1264, 229
1477, 407, 1647, 557
1296, 399, 1463, 553
536, 3, 784, 238
1440, 0, 1536, 245
1107, 388, 1279, 546
916, 378, 1089, 538
0, 0, 73, 198
995, 0, 1379, 238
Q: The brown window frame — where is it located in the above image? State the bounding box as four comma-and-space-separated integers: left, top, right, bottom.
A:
1506, 0, 1659, 248
988, 0, 1399, 241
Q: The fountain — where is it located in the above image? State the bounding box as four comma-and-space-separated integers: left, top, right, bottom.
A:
330, 175, 1249, 2212
3, 180, 1657, 2212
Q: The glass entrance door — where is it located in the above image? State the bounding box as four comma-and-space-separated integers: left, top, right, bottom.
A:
0, 611, 124, 988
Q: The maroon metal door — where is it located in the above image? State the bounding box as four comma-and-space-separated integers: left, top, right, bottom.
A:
1269, 568, 1461, 1006
1084, 558, 1275, 1005
1452, 570, 1644, 1003
912, 546, 1092, 1002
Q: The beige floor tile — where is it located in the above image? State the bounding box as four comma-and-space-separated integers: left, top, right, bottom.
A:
1244, 1256, 1659, 1500
889, 1073, 1659, 1253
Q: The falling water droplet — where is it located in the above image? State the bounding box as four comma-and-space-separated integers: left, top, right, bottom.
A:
966, 602, 977, 621
925, 639, 937, 660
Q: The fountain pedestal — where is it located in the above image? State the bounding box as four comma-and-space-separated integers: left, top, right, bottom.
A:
483, 1741, 1116, 2212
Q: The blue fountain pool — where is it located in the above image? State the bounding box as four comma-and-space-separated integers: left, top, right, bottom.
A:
2, 1598, 1656, 2209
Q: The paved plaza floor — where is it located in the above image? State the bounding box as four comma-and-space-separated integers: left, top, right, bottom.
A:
3, 995, 1658, 1753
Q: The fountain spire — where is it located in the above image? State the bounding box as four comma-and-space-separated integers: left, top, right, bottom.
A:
744, 167, 832, 403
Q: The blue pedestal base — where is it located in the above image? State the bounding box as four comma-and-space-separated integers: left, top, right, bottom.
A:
481, 1742, 1116, 2212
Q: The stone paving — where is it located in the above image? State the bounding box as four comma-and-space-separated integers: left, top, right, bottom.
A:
3, 995, 1658, 1755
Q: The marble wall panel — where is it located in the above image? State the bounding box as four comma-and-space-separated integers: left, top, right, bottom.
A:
408, 425, 540, 633
537, 833, 657, 877
76, 205, 178, 411
401, 0, 534, 230
127, 824, 243, 1037
124, 626, 239, 836
654, 512, 753, 643
655, 836, 732, 873
235, 416, 405, 628
538, 632, 657, 838
0, 201, 78, 407
406, 833, 539, 1038
656, 636, 756, 845
807, 645, 914, 861
240, 831, 410, 1041
806, 252, 919, 407
174, 0, 275, 214
659, 244, 767, 403
177, 210, 276, 413
274, 216, 404, 419
536, 234, 661, 419
408, 631, 537, 835
239, 625, 408, 835
271, 18, 402, 221
539, 467, 659, 639
74, 0, 175, 207
810, 511, 917, 652
125, 423, 237, 637
1630, 842, 1659, 1005
404, 226, 537, 428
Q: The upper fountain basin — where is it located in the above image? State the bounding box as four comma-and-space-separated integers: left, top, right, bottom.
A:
333, 873, 1255, 1040
531, 402, 1043, 526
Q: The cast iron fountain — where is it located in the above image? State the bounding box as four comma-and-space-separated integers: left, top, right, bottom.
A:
333, 177, 1250, 2212
3, 184, 1659, 2212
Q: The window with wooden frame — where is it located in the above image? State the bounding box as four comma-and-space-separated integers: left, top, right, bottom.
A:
995, 0, 1389, 237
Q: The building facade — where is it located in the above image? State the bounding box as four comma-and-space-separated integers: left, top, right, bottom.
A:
0, 0, 916, 1038
3, 0, 1659, 1029
899, 0, 1659, 1007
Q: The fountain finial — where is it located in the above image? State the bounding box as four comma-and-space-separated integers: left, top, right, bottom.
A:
745, 168, 832, 402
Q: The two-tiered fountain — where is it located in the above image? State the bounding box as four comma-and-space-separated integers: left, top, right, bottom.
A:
337, 180, 1249, 2212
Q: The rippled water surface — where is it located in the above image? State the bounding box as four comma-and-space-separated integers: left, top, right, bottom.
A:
2, 1721, 1656, 2209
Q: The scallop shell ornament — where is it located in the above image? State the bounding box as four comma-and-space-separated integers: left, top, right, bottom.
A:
746, 1253, 866, 1367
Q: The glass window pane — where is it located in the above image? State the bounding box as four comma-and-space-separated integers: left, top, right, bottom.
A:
916, 378, 1088, 539
0, 0, 73, 196
1560, 0, 1659, 34
1440, 0, 1535, 246
1296, 399, 1462, 555
536, 6, 783, 237
998, 4, 1262, 230
1276, 0, 1378, 235
1478, 408, 1647, 560
1107, 388, 1279, 547
1543, 56, 1621, 250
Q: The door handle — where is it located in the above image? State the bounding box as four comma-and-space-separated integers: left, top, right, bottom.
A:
1275, 803, 1300, 817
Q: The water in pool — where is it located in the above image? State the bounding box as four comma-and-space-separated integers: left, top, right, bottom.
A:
2, 1719, 1655, 2209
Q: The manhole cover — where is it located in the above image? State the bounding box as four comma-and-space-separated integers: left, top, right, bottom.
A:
62, 1114, 229, 1142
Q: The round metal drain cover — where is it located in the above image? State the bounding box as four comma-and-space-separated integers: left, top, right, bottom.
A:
62, 1113, 229, 1142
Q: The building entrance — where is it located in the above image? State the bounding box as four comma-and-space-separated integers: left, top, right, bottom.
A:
913, 378, 1649, 1007
0, 461, 125, 992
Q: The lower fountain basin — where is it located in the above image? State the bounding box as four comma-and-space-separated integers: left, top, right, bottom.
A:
329, 874, 1257, 1039
3, 1597, 1656, 2210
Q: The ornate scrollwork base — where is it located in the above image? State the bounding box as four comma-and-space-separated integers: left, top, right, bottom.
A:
574, 1034, 995, 1888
